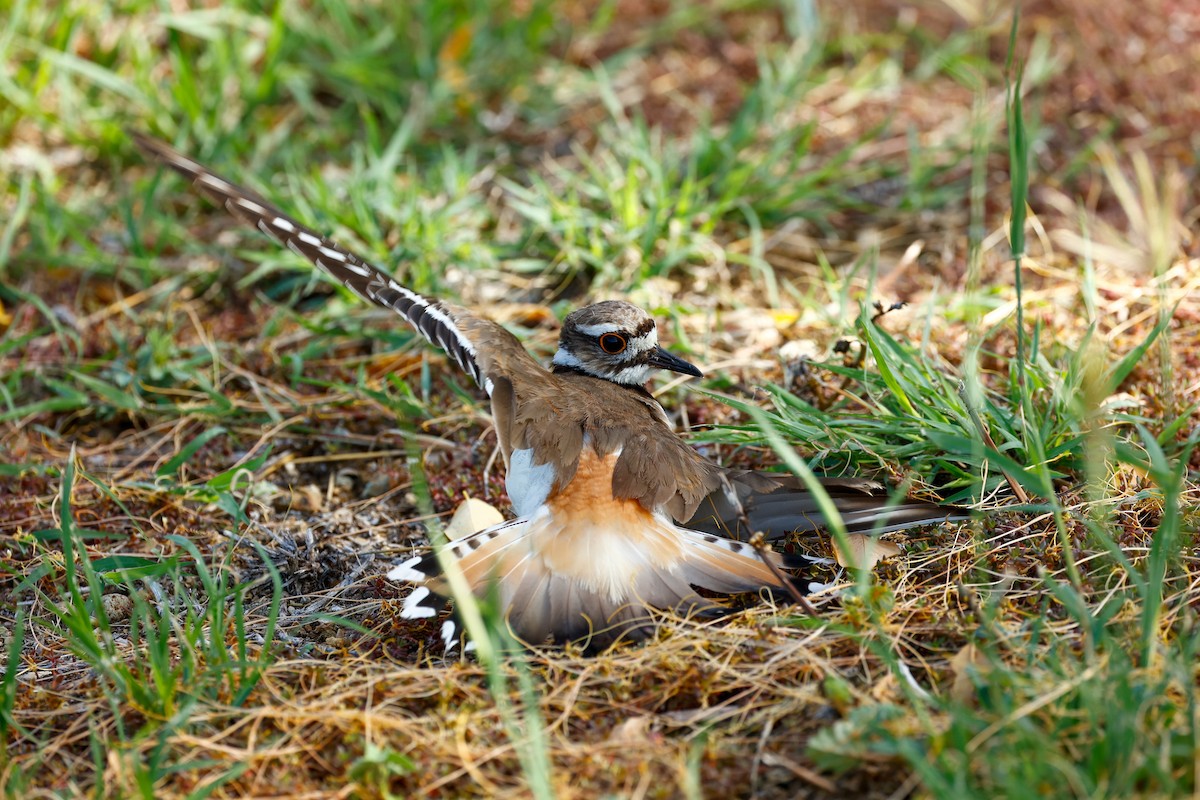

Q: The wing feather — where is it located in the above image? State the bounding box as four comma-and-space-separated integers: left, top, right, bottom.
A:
132, 132, 541, 395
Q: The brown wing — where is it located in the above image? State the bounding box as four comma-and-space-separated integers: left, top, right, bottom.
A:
132, 132, 542, 399
504, 372, 724, 521
599, 404, 725, 521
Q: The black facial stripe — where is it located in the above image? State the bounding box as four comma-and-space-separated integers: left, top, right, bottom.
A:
551, 363, 593, 378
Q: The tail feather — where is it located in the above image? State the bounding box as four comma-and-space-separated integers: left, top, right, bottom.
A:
632, 564, 706, 609
551, 579, 608, 643
387, 509, 820, 650
506, 568, 556, 643
674, 530, 782, 594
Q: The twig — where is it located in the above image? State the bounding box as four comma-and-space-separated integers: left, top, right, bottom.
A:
749, 531, 818, 616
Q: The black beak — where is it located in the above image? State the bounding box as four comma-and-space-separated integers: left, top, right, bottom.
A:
648, 346, 703, 378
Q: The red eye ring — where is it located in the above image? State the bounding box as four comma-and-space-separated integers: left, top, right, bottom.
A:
598, 333, 627, 354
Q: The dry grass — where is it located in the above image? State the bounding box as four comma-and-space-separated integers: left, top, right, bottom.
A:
2, 1, 1198, 798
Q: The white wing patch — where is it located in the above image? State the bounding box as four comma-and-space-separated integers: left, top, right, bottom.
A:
441, 620, 459, 651
196, 172, 236, 193
422, 305, 476, 357
256, 219, 283, 244
507, 448, 557, 517
340, 261, 372, 278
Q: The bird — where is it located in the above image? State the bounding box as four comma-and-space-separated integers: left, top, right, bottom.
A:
132, 132, 965, 651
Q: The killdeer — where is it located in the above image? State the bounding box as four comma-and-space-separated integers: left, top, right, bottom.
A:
134, 133, 964, 649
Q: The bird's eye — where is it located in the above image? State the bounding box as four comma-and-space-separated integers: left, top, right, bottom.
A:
598, 333, 627, 354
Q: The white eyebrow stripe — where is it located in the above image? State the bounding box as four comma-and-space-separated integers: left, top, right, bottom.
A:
575, 322, 623, 337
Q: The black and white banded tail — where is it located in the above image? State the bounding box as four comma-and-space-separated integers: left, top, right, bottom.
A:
132, 132, 490, 394
386, 512, 828, 652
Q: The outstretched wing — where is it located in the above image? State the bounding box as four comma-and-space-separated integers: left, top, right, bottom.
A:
132, 132, 536, 397
688, 470, 970, 539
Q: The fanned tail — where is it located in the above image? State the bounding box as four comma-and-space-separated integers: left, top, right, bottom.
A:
388, 510, 823, 652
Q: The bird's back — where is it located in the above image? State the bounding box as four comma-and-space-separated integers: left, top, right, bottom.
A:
496, 369, 725, 523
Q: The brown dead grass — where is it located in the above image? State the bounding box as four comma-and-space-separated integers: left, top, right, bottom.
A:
3, 2, 1200, 798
